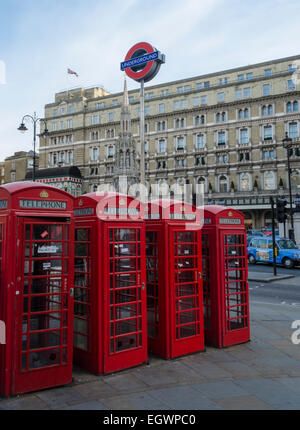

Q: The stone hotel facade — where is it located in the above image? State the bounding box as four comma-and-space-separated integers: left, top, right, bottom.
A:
39, 55, 300, 228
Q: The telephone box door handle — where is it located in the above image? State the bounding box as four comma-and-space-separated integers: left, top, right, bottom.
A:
70, 288, 74, 297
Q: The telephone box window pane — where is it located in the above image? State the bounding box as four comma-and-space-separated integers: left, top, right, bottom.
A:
32, 242, 63, 258
31, 278, 62, 295
74, 317, 88, 335
30, 313, 61, 331
31, 259, 63, 276
33, 225, 63, 241
24, 278, 29, 295
176, 244, 194, 256
113, 243, 136, 257
23, 297, 28, 313
114, 335, 137, 352
30, 295, 62, 313
114, 288, 137, 304
75, 229, 89, 242
22, 354, 27, 371
114, 258, 137, 273
22, 335, 27, 351
177, 232, 195, 243
74, 302, 88, 317
180, 325, 196, 339
75, 258, 90, 272
114, 229, 136, 242
25, 225, 31, 240
75, 243, 89, 257
75, 273, 89, 287
28, 348, 61, 369
25, 243, 30, 257
29, 330, 61, 350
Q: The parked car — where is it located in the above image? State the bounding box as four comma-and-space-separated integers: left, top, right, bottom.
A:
247, 229, 265, 237
247, 237, 300, 268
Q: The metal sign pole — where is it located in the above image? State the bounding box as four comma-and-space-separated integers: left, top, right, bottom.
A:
140, 79, 145, 187
270, 196, 277, 276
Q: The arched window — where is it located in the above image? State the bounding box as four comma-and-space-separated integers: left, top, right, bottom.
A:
238, 109, 243, 119
181, 118, 185, 128
244, 108, 249, 119
291, 169, 300, 190
119, 150, 123, 168
195, 116, 200, 126
201, 115, 205, 124
240, 173, 250, 191
219, 175, 228, 193
222, 112, 226, 122
262, 105, 267, 116
287, 101, 292, 113
293, 101, 298, 111
264, 171, 276, 190
216, 113, 221, 122
268, 105, 273, 115
125, 149, 130, 168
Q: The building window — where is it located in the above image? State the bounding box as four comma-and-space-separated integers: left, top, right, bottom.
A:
263, 150, 275, 160
176, 158, 186, 168
144, 141, 149, 154
218, 131, 226, 145
157, 160, 167, 169
204, 81, 210, 88
175, 118, 185, 128
240, 129, 249, 144
176, 136, 185, 150
239, 152, 250, 162
68, 151, 73, 164
289, 122, 298, 138
244, 87, 251, 98
92, 147, 99, 161
108, 112, 114, 122
201, 95, 207, 105
69, 105, 74, 114
158, 139, 166, 153
52, 122, 57, 131
246, 72, 253, 80
264, 69, 272, 77
263, 84, 270, 96
53, 108, 58, 117
238, 74, 244, 81
218, 92, 224, 102
193, 97, 199, 106
240, 173, 251, 191
196, 82, 202, 90
287, 80, 296, 91
174, 100, 180, 110
96, 102, 105, 109
196, 133, 205, 149
217, 154, 228, 165
264, 171, 276, 190
67, 119, 73, 128
112, 99, 118, 106
287, 101, 299, 112
263, 125, 273, 141
161, 89, 169, 96
219, 175, 228, 192
195, 156, 206, 166
195, 115, 205, 126
235, 89, 242, 99
108, 145, 115, 158
91, 131, 99, 140
158, 103, 165, 114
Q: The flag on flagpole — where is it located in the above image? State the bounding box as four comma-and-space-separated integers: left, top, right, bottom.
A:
67, 68, 79, 77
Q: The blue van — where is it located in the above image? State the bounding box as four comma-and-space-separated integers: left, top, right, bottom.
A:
247, 237, 300, 269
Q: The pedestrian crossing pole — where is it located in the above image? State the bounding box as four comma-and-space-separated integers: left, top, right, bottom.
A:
270, 196, 277, 277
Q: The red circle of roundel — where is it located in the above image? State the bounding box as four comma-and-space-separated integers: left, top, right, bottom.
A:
124, 41, 155, 80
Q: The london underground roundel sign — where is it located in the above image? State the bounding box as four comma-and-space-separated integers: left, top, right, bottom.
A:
121, 42, 165, 83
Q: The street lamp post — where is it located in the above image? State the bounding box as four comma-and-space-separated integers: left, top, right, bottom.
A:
18, 112, 49, 182
282, 131, 294, 240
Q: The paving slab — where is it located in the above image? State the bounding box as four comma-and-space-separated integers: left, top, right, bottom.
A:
215, 395, 274, 410
146, 386, 223, 410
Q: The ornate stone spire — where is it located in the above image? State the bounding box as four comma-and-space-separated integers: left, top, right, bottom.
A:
113, 77, 138, 193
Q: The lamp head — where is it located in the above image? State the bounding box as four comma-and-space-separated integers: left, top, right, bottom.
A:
18, 123, 28, 133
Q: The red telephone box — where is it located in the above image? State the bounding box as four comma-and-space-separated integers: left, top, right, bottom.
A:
0, 182, 74, 397
144, 199, 204, 359
73, 192, 147, 374
202, 205, 250, 348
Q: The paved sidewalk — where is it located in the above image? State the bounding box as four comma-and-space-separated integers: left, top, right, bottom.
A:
1, 298, 300, 410
248, 271, 295, 283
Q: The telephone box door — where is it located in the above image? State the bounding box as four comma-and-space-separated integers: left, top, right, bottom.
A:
104, 224, 147, 373
13, 217, 74, 394
169, 227, 204, 358
220, 231, 250, 347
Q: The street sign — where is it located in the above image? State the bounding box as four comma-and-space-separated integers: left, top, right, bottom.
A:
121, 42, 165, 83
